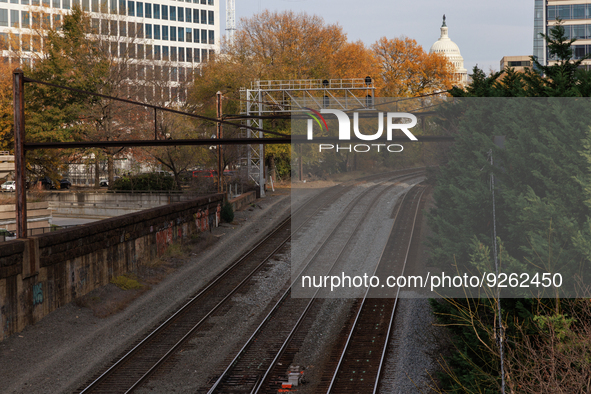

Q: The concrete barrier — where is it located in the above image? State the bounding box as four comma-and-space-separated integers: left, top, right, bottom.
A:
229, 191, 257, 212
44, 191, 203, 218
0, 194, 223, 341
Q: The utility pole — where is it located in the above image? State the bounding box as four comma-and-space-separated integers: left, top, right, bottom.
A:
13, 69, 27, 239
216, 91, 223, 193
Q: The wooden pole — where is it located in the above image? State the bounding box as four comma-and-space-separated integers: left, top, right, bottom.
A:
216, 91, 223, 193
13, 68, 27, 238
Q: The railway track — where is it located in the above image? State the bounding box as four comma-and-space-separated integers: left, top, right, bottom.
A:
76, 168, 424, 394
206, 176, 425, 393
325, 184, 426, 394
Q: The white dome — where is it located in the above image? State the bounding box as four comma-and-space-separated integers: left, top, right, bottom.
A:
430, 16, 467, 85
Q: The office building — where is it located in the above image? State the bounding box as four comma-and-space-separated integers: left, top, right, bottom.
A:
0, 0, 220, 101
534, 0, 591, 68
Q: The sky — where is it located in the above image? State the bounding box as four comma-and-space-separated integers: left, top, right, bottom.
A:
220, 0, 534, 73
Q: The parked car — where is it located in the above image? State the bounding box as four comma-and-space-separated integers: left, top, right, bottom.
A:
0, 229, 16, 241
1, 181, 15, 192
57, 178, 72, 189
192, 170, 216, 178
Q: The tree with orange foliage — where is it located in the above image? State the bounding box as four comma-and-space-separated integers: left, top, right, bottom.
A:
0, 61, 14, 153
371, 36, 454, 97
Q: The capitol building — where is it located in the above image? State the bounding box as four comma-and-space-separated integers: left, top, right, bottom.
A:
429, 15, 468, 86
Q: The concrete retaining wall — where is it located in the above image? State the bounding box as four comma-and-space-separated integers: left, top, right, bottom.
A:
0, 194, 223, 341
229, 191, 257, 212
45, 192, 203, 218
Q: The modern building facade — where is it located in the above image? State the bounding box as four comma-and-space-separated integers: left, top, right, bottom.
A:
534, 0, 591, 68
0, 0, 220, 101
429, 15, 468, 86
500, 55, 533, 72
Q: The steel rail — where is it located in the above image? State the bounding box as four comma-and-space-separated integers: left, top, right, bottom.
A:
79, 170, 418, 393
208, 172, 425, 394
325, 185, 426, 393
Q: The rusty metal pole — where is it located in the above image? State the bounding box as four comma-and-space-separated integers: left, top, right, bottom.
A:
216, 91, 223, 193
13, 68, 27, 239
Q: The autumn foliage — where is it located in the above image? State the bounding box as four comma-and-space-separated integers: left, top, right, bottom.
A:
191, 10, 454, 105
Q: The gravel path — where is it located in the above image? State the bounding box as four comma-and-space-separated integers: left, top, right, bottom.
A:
0, 188, 312, 394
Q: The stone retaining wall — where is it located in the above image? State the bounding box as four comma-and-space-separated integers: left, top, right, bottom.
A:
0, 194, 223, 341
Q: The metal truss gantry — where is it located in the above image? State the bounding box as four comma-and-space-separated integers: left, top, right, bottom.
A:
240, 78, 376, 196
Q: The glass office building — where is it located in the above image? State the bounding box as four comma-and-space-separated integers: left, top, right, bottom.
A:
0, 0, 220, 101
534, 1, 591, 67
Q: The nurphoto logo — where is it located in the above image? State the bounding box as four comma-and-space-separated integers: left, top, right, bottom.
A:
305, 109, 418, 153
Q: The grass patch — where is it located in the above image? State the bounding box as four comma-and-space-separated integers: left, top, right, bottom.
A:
110, 274, 143, 290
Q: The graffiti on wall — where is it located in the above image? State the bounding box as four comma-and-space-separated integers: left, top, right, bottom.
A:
33, 283, 43, 305
156, 221, 174, 256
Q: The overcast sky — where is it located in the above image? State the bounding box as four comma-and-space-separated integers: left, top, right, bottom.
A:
220, 0, 533, 73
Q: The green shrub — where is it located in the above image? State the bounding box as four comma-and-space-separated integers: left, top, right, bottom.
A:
221, 201, 234, 223
112, 173, 175, 191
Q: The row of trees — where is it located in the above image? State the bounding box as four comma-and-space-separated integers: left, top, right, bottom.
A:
0, 8, 455, 185
428, 23, 591, 392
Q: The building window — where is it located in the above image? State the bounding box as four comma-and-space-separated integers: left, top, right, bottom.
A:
146, 45, 152, 59
170, 26, 176, 41
154, 24, 160, 39
194, 47, 200, 62
119, 20, 126, 36
178, 6, 183, 22
53, 0, 60, 8
162, 4, 168, 20
186, 47, 192, 62
63, 0, 69, 8
208, 29, 214, 44
208, 10, 213, 25
91, 0, 98, 12
153, 3, 159, 18
91, 18, 99, 33
201, 29, 206, 43
137, 44, 144, 59
137, 1, 143, 17
162, 25, 168, 40
128, 21, 135, 37
145, 23, 152, 38
185, 7, 191, 22
200, 0, 205, 4
558, 5, 571, 20
171, 47, 177, 61
185, 28, 191, 42
82, 0, 89, 10
128, 1, 134, 16
21, 11, 29, 27
179, 48, 184, 62
110, 19, 117, 35
128, 43, 135, 58
137, 22, 143, 37
193, 8, 198, 23
0, 9, 7, 27
10, 9, 18, 27
154, 44, 160, 59
178, 27, 184, 41
110, 0, 116, 13
573, 4, 585, 19
208, 0, 213, 4
193, 28, 199, 42
101, 18, 108, 34
201, 9, 206, 24
170, 5, 175, 20
145, 2, 151, 17
162, 45, 169, 60
574, 25, 585, 40
118, 0, 125, 15
120, 42, 126, 56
